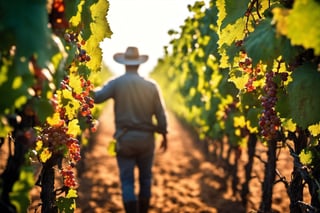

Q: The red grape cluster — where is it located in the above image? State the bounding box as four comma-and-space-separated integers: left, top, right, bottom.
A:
60, 165, 77, 188
76, 78, 95, 132
39, 124, 68, 154
63, 31, 79, 43
37, 74, 96, 188
259, 71, 280, 140
60, 76, 96, 132
238, 51, 261, 92
77, 48, 91, 62
66, 137, 81, 162
42, 29, 96, 189
38, 123, 80, 159
64, 32, 91, 62
36, 120, 81, 188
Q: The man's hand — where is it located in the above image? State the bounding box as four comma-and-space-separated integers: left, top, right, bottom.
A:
159, 133, 167, 153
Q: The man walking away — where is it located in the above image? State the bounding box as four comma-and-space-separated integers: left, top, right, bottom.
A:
94, 46, 168, 213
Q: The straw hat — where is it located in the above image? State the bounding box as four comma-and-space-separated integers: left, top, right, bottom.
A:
113, 46, 148, 65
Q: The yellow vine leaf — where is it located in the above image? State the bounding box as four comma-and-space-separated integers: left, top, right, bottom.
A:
69, 73, 82, 94
46, 112, 61, 126
282, 118, 297, 132
299, 149, 313, 165
287, 0, 320, 55
40, 148, 52, 163
273, 1, 320, 55
218, 18, 246, 46
66, 100, 80, 120
272, 7, 289, 35
62, 89, 73, 100
246, 120, 259, 133
234, 115, 246, 128
66, 188, 78, 198
61, 89, 80, 120
107, 139, 117, 157
35, 140, 43, 152
67, 119, 81, 137
308, 123, 320, 137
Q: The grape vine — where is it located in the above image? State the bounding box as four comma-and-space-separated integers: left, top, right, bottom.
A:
152, 0, 320, 212
0, 0, 111, 212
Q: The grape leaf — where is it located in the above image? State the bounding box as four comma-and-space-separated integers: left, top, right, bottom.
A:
84, 0, 112, 72
282, 119, 297, 133
287, 63, 320, 129
84, 0, 112, 71
61, 90, 81, 120
287, 0, 320, 55
107, 139, 117, 157
0, 0, 63, 115
2, 0, 59, 67
39, 148, 52, 163
69, 73, 82, 94
65, 0, 80, 20
234, 115, 246, 128
67, 119, 81, 136
33, 98, 54, 124
66, 189, 78, 198
229, 68, 249, 91
0, 63, 32, 112
221, 0, 250, 29
219, 18, 246, 46
246, 107, 260, 133
273, 1, 320, 55
56, 196, 76, 213
308, 123, 320, 137
47, 112, 62, 127
218, 70, 238, 97
299, 149, 313, 165
218, 18, 246, 67
244, 19, 283, 67
204, 5, 219, 28
276, 88, 290, 118
10, 165, 35, 213
69, 0, 112, 72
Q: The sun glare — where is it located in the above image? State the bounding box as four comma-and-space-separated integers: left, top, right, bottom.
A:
101, 0, 201, 76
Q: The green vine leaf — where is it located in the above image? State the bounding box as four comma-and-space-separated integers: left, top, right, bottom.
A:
287, 63, 320, 129
32, 98, 54, 124
10, 165, 35, 213
244, 19, 281, 67
1, 0, 58, 67
221, 0, 251, 29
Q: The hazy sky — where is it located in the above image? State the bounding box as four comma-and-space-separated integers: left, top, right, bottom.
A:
100, 0, 202, 76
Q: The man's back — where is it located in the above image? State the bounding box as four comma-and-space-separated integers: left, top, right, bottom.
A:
94, 72, 167, 133
93, 47, 168, 213
112, 73, 162, 130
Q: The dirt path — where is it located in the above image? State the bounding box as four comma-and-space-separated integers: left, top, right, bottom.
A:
74, 103, 245, 213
